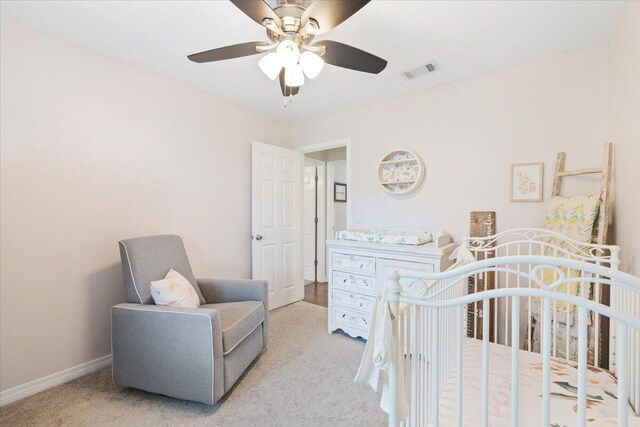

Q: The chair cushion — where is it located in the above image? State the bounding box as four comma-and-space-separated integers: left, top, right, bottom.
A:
201, 301, 265, 355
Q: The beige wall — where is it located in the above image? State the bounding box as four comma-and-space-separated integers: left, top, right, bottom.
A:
609, 1, 640, 275
0, 20, 290, 392
291, 44, 610, 244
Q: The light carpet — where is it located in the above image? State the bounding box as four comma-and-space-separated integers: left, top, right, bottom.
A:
0, 302, 386, 426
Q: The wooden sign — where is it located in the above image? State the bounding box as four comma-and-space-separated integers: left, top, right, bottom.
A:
467, 211, 496, 341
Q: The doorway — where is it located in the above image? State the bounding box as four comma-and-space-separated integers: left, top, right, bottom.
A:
299, 143, 349, 307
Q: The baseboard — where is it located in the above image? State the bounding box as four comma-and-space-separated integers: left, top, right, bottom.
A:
0, 354, 112, 406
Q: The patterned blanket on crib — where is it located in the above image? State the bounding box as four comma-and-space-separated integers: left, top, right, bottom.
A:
434, 338, 636, 427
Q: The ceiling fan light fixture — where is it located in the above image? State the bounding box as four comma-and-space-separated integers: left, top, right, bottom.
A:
276, 40, 300, 67
300, 51, 324, 79
189, 0, 385, 100
285, 64, 305, 87
258, 52, 282, 80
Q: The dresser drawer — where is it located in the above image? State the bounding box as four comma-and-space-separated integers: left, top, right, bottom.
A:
332, 271, 376, 295
332, 252, 376, 274
332, 306, 372, 331
332, 288, 376, 314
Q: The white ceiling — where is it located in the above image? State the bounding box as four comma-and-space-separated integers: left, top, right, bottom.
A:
0, 0, 625, 124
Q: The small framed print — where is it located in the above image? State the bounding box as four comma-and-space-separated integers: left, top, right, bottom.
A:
334, 182, 347, 203
510, 162, 543, 202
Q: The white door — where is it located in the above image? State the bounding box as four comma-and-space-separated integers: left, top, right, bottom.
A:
252, 142, 303, 310
303, 164, 316, 282
303, 157, 326, 283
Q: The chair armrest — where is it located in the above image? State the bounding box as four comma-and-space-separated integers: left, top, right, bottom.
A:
111, 303, 224, 404
197, 279, 269, 347
197, 278, 268, 305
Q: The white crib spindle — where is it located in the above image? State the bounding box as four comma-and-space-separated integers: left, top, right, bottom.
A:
482, 298, 490, 427
594, 268, 601, 367
387, 270, 401, 427
431, 308, 440, 426
410, 305, 417, 427
511, 296, 520, 427
422, 306, 427, 427
505, 246, 510, 346
474, 273, 479, 339
542, 298, 551, 427
553, 247, 558, 358
456, 305, 463, 427
629, 318, 640, 416
618, 323, 628, 427
565, 277, 570, 362
577, 306, 588, 426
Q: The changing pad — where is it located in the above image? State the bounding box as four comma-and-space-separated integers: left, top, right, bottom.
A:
335, 229, 432, 245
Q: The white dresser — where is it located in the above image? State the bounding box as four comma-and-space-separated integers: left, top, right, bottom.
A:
327, 238, 456, 340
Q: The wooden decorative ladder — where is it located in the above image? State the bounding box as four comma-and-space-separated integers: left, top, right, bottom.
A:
551, 142, 613, 245
551, 142, 614, 367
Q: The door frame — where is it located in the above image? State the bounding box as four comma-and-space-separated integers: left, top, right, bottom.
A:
303, 157, 327, 282
297, 139, 350, 283
296, 138, 351, 229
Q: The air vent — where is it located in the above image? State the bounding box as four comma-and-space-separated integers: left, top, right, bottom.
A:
400, 60, 441, 81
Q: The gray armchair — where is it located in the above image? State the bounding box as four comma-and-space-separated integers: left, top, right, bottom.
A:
111, 235, 268, 405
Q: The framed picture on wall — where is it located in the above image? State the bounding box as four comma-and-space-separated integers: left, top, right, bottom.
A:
510, 162, 543, 202
334, 182, 347, 202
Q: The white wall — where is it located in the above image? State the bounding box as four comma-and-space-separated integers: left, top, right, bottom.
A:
0, 20, 290, 392
292, 45, 610, 243
609, 1, 640, 275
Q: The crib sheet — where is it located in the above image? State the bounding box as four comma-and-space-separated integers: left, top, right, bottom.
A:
434, 338, 638, 427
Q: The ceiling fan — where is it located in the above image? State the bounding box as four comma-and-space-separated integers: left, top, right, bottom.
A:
187, 0, 387, 98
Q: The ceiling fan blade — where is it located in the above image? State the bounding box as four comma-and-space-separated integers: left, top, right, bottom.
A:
187, 42, 268, 63
315, 40, 387, 74
230, 0, 282, 29
278, 69, 300, 96
302, 0, 370, 34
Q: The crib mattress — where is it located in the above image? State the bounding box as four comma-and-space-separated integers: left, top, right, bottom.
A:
434, 338, 638, 427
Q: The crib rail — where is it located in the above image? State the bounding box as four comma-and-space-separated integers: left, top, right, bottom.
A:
386, 256, 640, 427
463, 228, 620, 370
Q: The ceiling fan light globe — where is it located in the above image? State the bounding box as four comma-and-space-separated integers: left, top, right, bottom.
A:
285, 65, 305, 87
300, 51, 324, 79
258, 52, 282, 80
276, 40, 300, 67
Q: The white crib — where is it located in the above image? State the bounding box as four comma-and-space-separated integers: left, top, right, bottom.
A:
463, 228, 620, 370
359, 229, 640, 427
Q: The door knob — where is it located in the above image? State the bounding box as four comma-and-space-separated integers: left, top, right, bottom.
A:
255, 234, 263, 241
